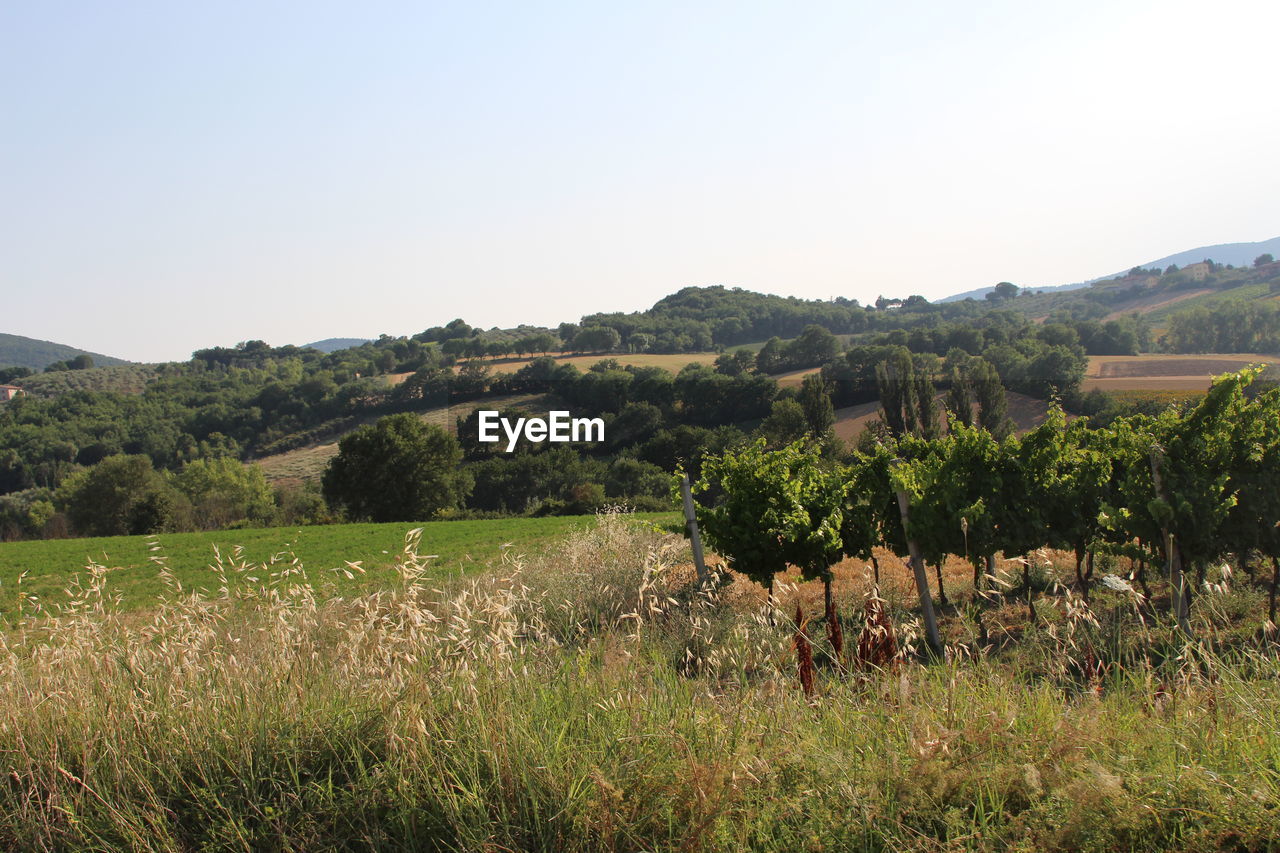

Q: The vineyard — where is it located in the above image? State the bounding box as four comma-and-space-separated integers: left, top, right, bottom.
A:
1, 369, 1279, 850
690, 367, 1280, 652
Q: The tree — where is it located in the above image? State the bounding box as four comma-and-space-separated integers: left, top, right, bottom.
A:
173, 457, 276, 529
0, 366, 33, 385
603, 457, 669, 507
798, 373, 836, 438
875, 348, 936, 438
58, 454, 184, 536
783, 325, 841, 369
875, 348, 915, 437
945, 364, 974, 428
759, 398, 809, 448
571, 327, 622, 353
1013, 407, 1111, 598
467, 446, 606, 514
986, 281, 1019, 302
970, 357, 1012, 439
756, 337, 785, 374
322, 414, 469, 522
714, 350, 755, 377
1255, 253, 1274, 268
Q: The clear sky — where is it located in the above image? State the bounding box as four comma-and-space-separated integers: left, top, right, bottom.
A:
4, 1, 1278, 363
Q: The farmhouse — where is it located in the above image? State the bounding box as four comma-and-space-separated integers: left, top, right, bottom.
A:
1121, 272, 1161, 288
1183, 261, 1211, 281
0, 384, 23, 403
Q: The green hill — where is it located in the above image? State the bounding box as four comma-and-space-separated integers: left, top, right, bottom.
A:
942, 235, 1280, 302
0, 333, 129, 370
302, 337, 373, 353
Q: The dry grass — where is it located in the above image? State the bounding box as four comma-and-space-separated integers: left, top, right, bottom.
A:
2, 513, 1279, 850
832, 392, 1052, 446
770, 366, 822, 388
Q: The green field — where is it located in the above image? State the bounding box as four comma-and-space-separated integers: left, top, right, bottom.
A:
0, 512, 678, 621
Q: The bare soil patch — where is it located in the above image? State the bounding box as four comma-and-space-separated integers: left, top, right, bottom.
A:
1082, 354, 1277, 391
1097, 358, 1260, 378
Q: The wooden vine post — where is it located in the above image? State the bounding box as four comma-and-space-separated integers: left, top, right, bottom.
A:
892, 466, 942, 656
1149, 446, 1194, 640
680, 472, 709, 586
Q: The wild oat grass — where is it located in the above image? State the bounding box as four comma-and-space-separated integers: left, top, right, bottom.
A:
0, 514, 677, 622
1, 511, 1278, 851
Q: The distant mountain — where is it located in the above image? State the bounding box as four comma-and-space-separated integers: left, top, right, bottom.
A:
940, 236, 1280, 302
1113, 236, 1280, 277
303, 338, 373, 353
0, 333, 129, 370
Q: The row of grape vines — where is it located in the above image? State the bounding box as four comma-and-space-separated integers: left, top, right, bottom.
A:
691, 367, 1280, 654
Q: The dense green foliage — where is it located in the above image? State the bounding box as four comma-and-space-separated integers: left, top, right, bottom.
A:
12, 364, 158, 397
692, 440, 845, 593
322, 415, 469, 522
692, 369, 1280, 627
1164, 299, 1280, 353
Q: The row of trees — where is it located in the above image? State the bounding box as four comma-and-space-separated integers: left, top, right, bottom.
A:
1163, 300, 1280, 354
691, 368, 1280, 651
0, 454, 318, 540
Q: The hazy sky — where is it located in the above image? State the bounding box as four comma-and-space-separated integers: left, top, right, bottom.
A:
4, 1, 1278, 363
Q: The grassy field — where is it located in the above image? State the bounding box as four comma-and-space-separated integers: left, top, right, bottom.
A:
0, 512, 677, 622
3, 513, 1280, 850
385, 351, 720, 384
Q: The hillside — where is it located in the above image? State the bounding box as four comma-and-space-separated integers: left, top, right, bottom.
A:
0, 333, 129, 370
983, 256, 1280, 344
255, 392, 551, 483
941, 235, 1280, 302
940, 279, 1089, 303
13, 364, 159, 398
302, 337, 373, 353
4, 267, 1277, 542
1105, 235, 1280, 278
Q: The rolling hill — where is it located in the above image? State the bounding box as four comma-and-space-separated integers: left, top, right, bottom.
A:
942, 235, 1280, 302
303, 337, 374, 353
0, 333, 129, 371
